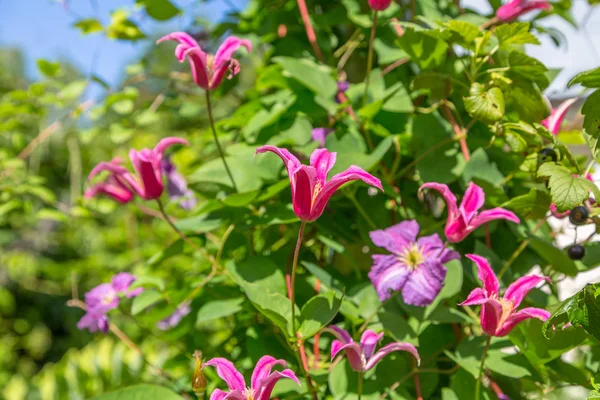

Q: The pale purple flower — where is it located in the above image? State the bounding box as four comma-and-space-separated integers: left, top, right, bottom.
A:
542, 97, 578, 135
325, 326, 420, 372
311, 128, 333, 148
204, 356, 300, 400
335, 81, 349, 104
255, 146, 383, 222
420, 182, 520, 243
496, 0, 551, 22
161, 156, 197, 210
86, 137, 189, 202
368, 220, 460, 306
77, 312, 109, 333
156, 301, 192, 330
459, 254, 551, 337
157, 32, 252, 91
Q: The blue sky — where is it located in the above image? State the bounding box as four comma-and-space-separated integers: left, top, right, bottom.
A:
0, 0, 598, 96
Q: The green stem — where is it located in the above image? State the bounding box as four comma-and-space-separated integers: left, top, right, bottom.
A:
205, 91, 238, 192
291, 221, 307, 337
347, 193, 377, 230
156, 198, 208, 257
475, 335, 491, 400
358, 371, 364, 400
363, 11, 378, 108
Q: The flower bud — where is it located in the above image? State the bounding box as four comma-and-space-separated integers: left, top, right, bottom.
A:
192, 350, 207, 395
368, 0, 392, 11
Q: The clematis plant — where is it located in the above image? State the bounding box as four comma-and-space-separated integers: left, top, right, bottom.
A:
255, 146, 382, 222
77, 273, 143, 333
496, 0, 551, 22
459, 254, 551, 337
311, 128, 333, 148
157, 32, 252, 91
161, 156, 197, 210
325, 326, 420, 372
542, 97, 578, 135
368, 0, 392, 11
86, 137, 188, 202
203, 356, 299, 400
369, 220, 460, 306
420, 182, 520, 243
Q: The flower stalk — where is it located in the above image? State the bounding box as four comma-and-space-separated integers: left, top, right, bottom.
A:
475, 335, 491, 400
363, 11, 378, 108
291, 221, 307, 336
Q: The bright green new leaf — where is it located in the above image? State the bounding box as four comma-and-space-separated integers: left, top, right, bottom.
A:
495, 22, 540, 47
73, 18, 104, 34
464, 83, 505, 124
502, 188, 551, 219
537, 163, 600, 212
569, 66, 600, 88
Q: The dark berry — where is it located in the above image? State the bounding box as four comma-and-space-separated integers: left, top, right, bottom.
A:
569, 206, 589, 225
539, 148, 558, 163
568, 244, 586, 260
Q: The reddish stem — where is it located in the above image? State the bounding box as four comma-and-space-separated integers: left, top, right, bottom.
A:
296, 0, 324, 62
484, 224, 492, 249
442, 105, 470, 162
412, 358, 423, 400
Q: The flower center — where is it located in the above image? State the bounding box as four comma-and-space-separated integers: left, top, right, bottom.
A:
206, 54, 215, 71
102, 292, 117, 306
398, 244, 424, 270
243, 388, 255, 400
497, 297, 515, 328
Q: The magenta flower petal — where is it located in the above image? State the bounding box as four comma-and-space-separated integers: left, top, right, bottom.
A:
466, 254, 499, 297
480, 299, 503, 336
364, 342, 420, 371
255, 145, 302, 178
88, 159, 129, 180
326, 325, 353, 344
370, 220, 419, 254
312, 128, 333, 147
360, 330, 384, 359
208, 388, 230, 400
154, 137, 189, 159
311, 165, 382, 220
542, 97, 578, 135
496, 0, 551, 22
309, 148, 337, 187
420, 182, 460, 222
250, 356, 287, 392
504, 275, 550, 308
213, 36, 252, 68
129, 149, 163, 199
470, 208, 520, 228
204, 358, 246, 392
255, 369, 300, 400
333, 342, 365, 371
368, 254, 411, 301
401, 260, 447, 306
495, 307, 551, 337
460, 182, 485, 223
84, 179, 135, 203
183, 47, 211, 89
292, 166, 316, 221
156, 32, 200, 51
459, 288, 488, 306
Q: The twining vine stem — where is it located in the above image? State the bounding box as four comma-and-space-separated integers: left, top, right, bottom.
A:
475, 335, 492, 400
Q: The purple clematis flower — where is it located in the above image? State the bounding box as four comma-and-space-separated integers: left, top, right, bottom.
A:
368, 220, 460, 306
496, 0, 551, 22
156, 301, 192, 330
204, 356, 300, 400
255, 146, 383, 222
459, 254, 551, 337
161, 156, 197, 210
420, 182, 520, 243
157, 32, 252, 91
324, 326, 420, 372
86, 137, 189, 202
77, 273, 142, 333
311, 128, 333, 148
542, 97, 578, 135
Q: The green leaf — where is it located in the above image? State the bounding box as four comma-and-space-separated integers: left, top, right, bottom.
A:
59, 80, 88, 100
138, 0, 180, 20
107, 10, 145, 40
444, 20, 481, 44
221, 190, 259, 207
397, 27, 448, 69
508, 51, 549, 90
131, 290, 163, 315
37, 59, 60, 77
298, 291, 343, 339
73, 18, 104, 34
528, 236, 578, 276
242, 282, 295, 337
502, 188, 551, 219
580, 90, 600, 143
569, 67, 600, 88
495, 22, 540, 47
537, 163, 600, 212
507, 80, 549, 123
130, 276, 166, 292
544, 284, 600, 341
589, 391, 600, 400
90, 384, 183, 400
196, 298, 244, 325
226, 256, 287, 296
461, 148, 505, 186
464, 83, 504, 124
485, 352, 531, 378
273, 57, 337, 100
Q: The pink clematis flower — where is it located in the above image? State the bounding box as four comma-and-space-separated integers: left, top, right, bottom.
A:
86, 137, 188, 201
420, 182, 520, 243
325, 326, 420, 372
496, 0, 551, 22
459, 254, 551, 337
542, 97, 578, 135
255, 146, 383, 222
369, 0, 392, 11
204, 356, 299, 400
157, 32, 252, 91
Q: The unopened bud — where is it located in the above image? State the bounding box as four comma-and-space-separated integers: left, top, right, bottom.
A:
192, 350, 207, 396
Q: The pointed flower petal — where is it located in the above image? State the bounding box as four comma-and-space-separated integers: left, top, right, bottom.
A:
325, 325, 353, 344
419, 182, 459, 223
214, 36, 252, 67
504, 275, 550, 309
154, 137, 189, 160
542, 97, 577, 135
360, 330, 383, 359
469, 208, 520, 229
183, 47, 210, 90
255, 145, 302, 178
459, 288, 488, 306
459, 182, 485, 223
255, 369, 300, 400
369, 220, 419, 254
332, 342, 365, 372
309, 148, 337, 187
251, 356, 286, 392
480, 299, 503, 336
364, 342, 420, 371
495, 307, 551, 337
204, 358, 246, 391
466, 254, 499, 297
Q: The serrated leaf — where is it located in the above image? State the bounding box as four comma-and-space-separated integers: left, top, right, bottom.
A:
397, 27, 448, 69
495, 22, 540, 47
298, 291, 343, 339
569, 67, 600, 88
508, 51, 549, 89
507, 81, 549, 123
581, 90, 600, 144
444, 20, 481, 44
537, 163, 600, 211
502, 188, 551, 219
464, 83, 504, 124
